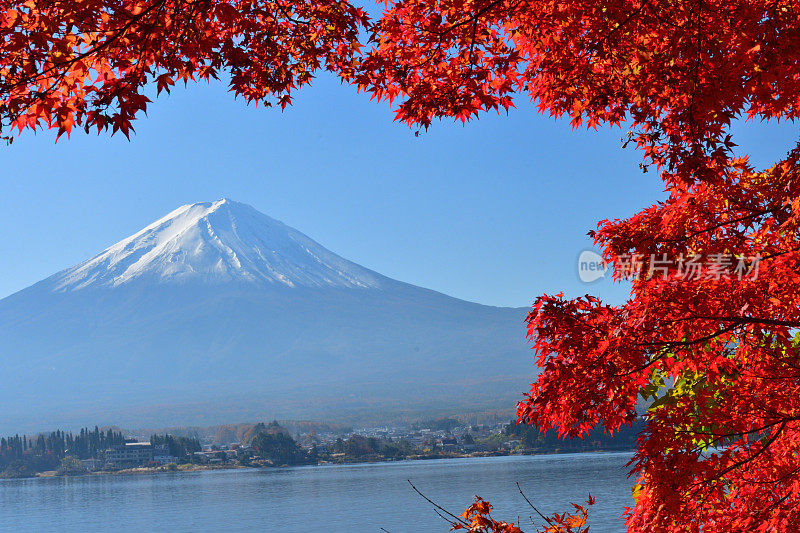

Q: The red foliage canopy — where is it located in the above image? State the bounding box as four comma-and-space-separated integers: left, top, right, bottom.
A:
363, 0, 800, 529
0, 0, 367, 139
358, 0, 799, 181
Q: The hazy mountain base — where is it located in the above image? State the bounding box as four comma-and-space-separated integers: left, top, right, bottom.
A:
0, 283, 532, 433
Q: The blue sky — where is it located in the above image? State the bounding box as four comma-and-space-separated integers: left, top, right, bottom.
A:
1, 72, 795, 307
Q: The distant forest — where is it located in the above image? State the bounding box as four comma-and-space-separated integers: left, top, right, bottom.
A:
0, 427, 126, 477
504, 419, 643, 452
0, 427, 205, 478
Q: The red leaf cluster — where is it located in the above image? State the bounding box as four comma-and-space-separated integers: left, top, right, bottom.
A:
452, 496, 523, 533
356, 0, 800, 529
0, 0, 368, 140
519, 147, 800, 530
452, 493, 594, 533
358, 0, 800, 179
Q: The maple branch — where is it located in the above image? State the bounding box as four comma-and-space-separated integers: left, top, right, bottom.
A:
588, 0, 652, 55
6, 0, 170, 93
635, 322, 740, 350
516, 481, 554, 528
682, 420, 791, 505
753, 489, 795, 523
740, 466, 800, 486
624, 323, 740, 375
677, 416, 800, 459
0, 0, 174, 134
689, 316, 800, 328
686, 0, 704, 144
707, 420, 787, 483
407, 480, 470, 528
629, 313, 799, 369
464, 15, 479, 79
445, 0, 525, 33
274, 0, 313, 26
660, 204, 788, 243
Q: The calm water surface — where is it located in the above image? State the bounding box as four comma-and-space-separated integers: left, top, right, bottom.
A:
1, 453, 634, 532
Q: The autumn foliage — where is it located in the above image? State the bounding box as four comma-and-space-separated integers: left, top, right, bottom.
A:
452, 495, 593, 533
359, 0, 800, 529
412, 481, 594, 533
0, 0, 367, 140
3, 0, 800, 530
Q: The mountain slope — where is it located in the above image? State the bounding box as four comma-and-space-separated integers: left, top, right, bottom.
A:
0, 200, 533, 432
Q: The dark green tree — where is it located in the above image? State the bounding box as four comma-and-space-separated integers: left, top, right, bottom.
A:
251, 432, 306, 465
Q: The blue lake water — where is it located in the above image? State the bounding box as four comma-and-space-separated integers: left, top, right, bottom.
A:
0, 453, 634, 532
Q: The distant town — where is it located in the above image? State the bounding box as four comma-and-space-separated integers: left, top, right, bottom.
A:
0, 417, 641, 479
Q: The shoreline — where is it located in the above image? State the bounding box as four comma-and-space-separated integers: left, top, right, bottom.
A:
18, 447, 635, 480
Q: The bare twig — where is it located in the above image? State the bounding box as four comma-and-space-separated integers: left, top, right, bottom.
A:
516, 481, 554, 527
407, 479, 470, 528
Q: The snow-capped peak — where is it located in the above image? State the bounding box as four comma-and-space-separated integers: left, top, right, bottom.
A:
49, 199, 385, 291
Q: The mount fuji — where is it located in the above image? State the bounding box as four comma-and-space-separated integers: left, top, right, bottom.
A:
0, 200, 533, 432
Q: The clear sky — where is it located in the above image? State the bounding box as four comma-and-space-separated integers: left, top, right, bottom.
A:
1, 72, 795, 307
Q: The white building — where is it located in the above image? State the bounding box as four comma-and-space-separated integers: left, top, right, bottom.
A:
105, 442, 154, 468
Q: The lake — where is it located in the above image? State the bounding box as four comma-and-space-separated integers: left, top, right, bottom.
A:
0, 453, 635, 532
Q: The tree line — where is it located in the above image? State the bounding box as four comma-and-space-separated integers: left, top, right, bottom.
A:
504, 420, 643, 453
149, 434, 202, 459
0, 427, 126, 477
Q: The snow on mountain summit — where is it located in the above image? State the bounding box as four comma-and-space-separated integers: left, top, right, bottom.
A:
49, 199, 385, 291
